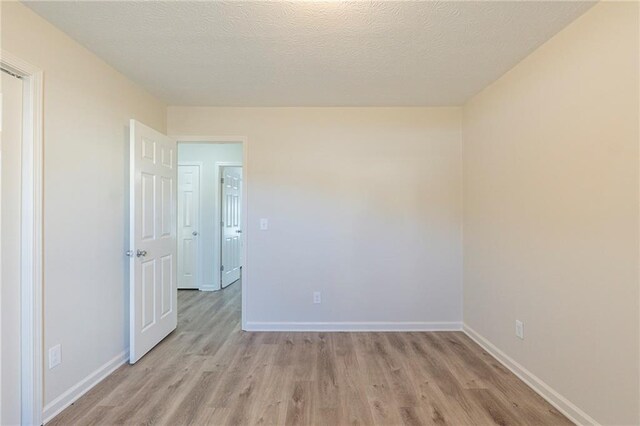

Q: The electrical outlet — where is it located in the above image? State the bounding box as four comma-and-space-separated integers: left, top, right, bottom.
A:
515, 320, 524, 340
49, 344, 61, 369
260, 218, 269, 230
313, 291, 321, 304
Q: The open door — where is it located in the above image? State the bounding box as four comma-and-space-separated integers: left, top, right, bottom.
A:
221, 166, 243, 288
128, 120, 177, 364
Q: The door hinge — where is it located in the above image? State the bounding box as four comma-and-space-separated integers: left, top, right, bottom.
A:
220, 265, 225, 271
221, 177, 224, 184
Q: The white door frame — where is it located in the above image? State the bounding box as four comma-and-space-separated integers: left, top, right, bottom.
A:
177, 161, 203, 290
217, 162, 243, 289
172, 136, 248, 330
1, 51, 45, 425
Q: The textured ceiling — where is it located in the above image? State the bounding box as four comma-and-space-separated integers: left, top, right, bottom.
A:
25, 1, 595, 106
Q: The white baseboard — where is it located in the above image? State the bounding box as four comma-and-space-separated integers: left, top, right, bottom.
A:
42, 350, 129, 424
199, 285, 220, 292
462, 324, 598, 426
178, 285, 219, 292
245, 321, 462, 332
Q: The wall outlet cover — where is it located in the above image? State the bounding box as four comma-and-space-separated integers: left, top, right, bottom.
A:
49, 344, 61, 369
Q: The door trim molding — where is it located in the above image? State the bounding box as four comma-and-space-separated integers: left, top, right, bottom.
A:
177, 161, 203, 291
217, 162, 243, 291
245, 321, 463, 332
172, 136, 248, 330
1, 50, 45, 425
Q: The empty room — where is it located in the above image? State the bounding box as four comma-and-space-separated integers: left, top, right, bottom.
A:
1, 1, 638, 425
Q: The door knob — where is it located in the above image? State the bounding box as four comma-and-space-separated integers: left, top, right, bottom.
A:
136, 249, 147, 257
192, 231, 199, 236
236, 230, 242, 234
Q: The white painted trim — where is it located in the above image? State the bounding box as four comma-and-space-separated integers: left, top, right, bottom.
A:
217, 161, 243, 291
199, 284, 218, 292
172, 136, 248, 331
240, 140, 248, 332
42, 351, 129, 424
462, 324, 599, 426
1, 50, 44, 426
245, 321, 462, 332
177, 161, 203, 291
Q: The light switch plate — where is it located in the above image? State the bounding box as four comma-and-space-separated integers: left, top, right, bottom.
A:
260, 218, 268, 230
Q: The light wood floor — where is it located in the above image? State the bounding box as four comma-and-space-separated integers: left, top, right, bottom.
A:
49, 281, 571, 425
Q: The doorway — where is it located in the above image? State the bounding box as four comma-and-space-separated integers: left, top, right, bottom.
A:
176, 143, 243, 292
128, 124, 248, 363
0, 53, 45, 425
2, 62, 25, 426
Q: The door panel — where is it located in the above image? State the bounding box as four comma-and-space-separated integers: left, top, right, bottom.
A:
221, 167, 242, 288
160, 177, 173, 237
160, 255, 173, 317
141, 173, 155, 240
141, 260, 156, 330
177, 165, 200, 289
129, 120, 177, 364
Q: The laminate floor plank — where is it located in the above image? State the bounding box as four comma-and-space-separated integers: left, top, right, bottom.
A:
48, 280, 571, 425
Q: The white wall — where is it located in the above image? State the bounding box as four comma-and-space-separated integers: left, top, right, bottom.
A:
1, 71, 24, 426
169, 107, 463, 329
462, 3, 639, 425
177, 143, 243, 290
1, 2, 166, 420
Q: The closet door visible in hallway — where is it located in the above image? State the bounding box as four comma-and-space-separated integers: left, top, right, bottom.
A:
177, 164, 200, 289
221, 166, 242, 288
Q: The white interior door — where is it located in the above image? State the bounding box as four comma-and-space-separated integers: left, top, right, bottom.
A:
129, 119, 177, 364
221, 167, 242, 288
177, 164, 200, 289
